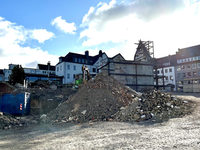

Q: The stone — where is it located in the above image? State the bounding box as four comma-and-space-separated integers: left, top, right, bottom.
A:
81, 110, 87, 115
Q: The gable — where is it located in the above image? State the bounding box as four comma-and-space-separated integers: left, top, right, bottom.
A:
111, 54, 125, 62
134, 41, 152, 62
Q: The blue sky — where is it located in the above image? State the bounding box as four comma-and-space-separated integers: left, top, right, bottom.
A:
0, 0, 200, 68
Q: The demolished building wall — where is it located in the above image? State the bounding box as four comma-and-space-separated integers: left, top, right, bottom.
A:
100, 54, 154, 91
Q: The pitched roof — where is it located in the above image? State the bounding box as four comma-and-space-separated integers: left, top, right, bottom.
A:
176, 44, 200, 59
37, 64, 55, 71
58, 51, 104, 65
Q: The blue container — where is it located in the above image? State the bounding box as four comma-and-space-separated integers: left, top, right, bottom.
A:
0, 92, 30, 115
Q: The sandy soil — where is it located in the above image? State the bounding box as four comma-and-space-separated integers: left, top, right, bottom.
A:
0, 93, 200, 150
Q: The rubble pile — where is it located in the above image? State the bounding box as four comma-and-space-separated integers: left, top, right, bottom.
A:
114, 90, 194, 122
47, 73, 138, 123
29, 86, 77, 114
0, 114, 25, 130
48, 73, 194, 124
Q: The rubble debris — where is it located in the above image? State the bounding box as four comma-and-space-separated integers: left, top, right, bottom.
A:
40, 114, 47, 123
114, 90, 195, 122
47, 73, 138, 123
47, 73, 195, 124
0, 114, 39, 130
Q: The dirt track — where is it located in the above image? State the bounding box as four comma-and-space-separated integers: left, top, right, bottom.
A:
0, 93, 200, 150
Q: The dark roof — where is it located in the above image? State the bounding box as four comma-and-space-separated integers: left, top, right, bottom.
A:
110, 53, 125, 60
38, 64, 55, 71
58, 51, 104, 65
156, 55, 177, 67
176, 44, 200, 59
0, 69, 4, 74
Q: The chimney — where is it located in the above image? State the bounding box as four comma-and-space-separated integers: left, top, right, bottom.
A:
85, 50, 89, 57
99, 50, 103, 57
47, 61, 51, 70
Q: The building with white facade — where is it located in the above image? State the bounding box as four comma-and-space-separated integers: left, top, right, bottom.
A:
0, 62, 61, 82
56, 50, 108, 84
156, 55, 177, 91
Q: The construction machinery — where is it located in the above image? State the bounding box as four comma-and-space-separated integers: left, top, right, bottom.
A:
75, 65, 91, 87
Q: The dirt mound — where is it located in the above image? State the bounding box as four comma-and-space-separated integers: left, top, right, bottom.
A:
47, 73, 138, 123
47, 73, 195, 124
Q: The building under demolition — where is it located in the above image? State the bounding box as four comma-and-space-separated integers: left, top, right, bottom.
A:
100, 40, 154, 91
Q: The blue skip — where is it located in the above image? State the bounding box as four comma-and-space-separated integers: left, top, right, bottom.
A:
0, 92, 30, 115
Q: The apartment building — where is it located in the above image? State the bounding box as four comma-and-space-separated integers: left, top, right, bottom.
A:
176, 45, 200, 92
156, 55, 177, 91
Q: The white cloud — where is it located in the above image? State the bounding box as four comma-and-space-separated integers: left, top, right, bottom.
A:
29, 29, 54, 43
51, 16, 76, 34
80, 0, 200, 58
0, 17, 58, 69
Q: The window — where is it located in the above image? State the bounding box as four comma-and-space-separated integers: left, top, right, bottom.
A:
73, 74, 75, 79
183, 73, 186, 77
165, 69, 168, 73
78, 58, 81, 63
67, 64, 70, 70
161, 70, 163, 73
73, 65, 76, 70
93, 68, 96, 73
192, 63, 196, 69
67, 74, 70, 79
193, 80, 198, 84
187, 65, 191, 70
57, 67, 59, 72
187, 72, 191, 77
157, 70, 160, 74
165, 76, 168, 80
169, 68, 172, 72
193, 71, 197, 77
177, 66, 181, 71
82, 59, 85, 63
74, 58, 77, 63
181, 65, 185, 70
197, 63, 200, 68
170, 76, 173, 81
177, 73, 181, 78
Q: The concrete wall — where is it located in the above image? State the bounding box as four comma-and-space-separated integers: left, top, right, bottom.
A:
101, 61, 154, 91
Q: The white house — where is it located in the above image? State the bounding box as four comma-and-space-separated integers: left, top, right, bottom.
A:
1, 62, 61, 82
156, 55, 177, 91
56, 50, 108, 84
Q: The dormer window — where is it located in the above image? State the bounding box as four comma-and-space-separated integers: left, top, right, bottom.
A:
74, 58, 77, 63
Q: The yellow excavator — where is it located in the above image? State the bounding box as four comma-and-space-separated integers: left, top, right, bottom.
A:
75, 65, 91, 86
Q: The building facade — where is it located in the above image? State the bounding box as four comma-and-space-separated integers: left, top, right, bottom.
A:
176, 45, 200, 92
0, 69, 4, 81
1, 62, 61, 83
156, 55, 177, 91
56, 50, 108, 84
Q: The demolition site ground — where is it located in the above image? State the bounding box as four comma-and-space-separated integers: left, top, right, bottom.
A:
0, 74, 200, 149
0, 93, 200, 150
